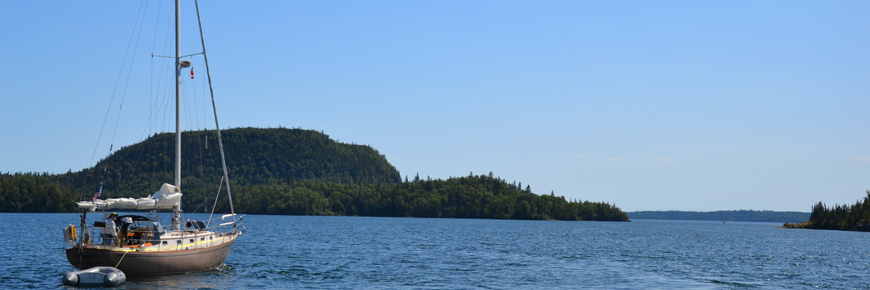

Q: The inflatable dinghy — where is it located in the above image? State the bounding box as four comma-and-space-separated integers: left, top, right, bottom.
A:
62, 266, 126, 287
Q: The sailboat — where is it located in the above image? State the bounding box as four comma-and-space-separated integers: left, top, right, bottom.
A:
63, 0, 243, 276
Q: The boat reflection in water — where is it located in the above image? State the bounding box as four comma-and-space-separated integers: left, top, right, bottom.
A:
123, 264, 237, 289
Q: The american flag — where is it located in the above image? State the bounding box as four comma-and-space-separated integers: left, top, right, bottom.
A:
91, 184, 103, 203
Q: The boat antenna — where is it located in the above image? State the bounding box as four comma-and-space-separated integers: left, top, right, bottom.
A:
196, 0, 236, 222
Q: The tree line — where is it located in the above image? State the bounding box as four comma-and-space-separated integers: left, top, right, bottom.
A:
0, 172, 628, 221
786, 191, 870, 231
629, 210, 809, 223
0, 173, 76, 212
224, 174, 627, 221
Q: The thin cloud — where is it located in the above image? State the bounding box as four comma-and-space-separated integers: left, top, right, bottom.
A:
854, 156, 870, 162
608, 158, 630, 162
649, 158, 674, 163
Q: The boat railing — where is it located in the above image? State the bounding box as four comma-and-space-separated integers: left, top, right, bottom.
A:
73, 213, 241, 250
186, 214, 244, 233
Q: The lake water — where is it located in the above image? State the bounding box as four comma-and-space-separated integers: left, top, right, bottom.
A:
2, 213, 868, 289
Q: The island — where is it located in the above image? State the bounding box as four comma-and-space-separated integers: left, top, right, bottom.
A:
0, 127, 628, 221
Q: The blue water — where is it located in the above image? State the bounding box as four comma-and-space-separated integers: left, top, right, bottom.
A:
1, 213, 868, 289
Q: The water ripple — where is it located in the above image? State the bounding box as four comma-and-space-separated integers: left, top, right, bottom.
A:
3, 214, 870, 288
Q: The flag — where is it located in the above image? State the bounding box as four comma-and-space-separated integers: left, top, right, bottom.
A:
92, 184, 103, 203
190, 68, 194, 79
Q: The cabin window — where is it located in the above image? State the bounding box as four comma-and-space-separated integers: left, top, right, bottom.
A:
201, 237, 205, 241
177, 240, 182, 244
162, 241, 168, 245
190, 239, 194, 243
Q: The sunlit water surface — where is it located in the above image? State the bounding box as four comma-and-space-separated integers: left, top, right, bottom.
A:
2, 213, 868, 289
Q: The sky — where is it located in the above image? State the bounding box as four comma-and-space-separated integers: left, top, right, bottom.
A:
1, 1, 868, 212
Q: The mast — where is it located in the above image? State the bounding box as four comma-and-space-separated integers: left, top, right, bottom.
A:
172, 0, 182, 231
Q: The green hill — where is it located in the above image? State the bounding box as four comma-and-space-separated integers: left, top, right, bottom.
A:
1, 127, 628, 221
50, 127, 401, 208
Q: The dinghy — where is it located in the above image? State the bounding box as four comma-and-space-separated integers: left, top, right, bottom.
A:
61, 266, 126, 287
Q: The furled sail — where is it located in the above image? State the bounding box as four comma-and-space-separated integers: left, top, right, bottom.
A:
76, 183, 182, 211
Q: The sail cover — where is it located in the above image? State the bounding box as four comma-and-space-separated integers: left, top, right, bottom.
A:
76, 183, 182, 211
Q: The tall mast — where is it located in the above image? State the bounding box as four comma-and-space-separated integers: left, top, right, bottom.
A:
172, 0, 182, 230
174, 0, 182, 192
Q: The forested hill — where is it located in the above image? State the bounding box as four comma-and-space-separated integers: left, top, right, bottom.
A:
628, 210, 810, 223
1, 127, 629, 221
50, 127, 401, 203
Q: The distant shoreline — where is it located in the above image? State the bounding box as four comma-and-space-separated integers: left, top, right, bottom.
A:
628, 210, 810, 223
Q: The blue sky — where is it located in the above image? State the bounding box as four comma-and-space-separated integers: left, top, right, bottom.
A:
1, 1, 868, 212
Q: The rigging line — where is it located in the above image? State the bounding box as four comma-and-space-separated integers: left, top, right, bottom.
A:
109, 0, 151, 157
151, 10, 174, 137
207, 175, 225, 229
162, 83, 171, 133
189, 130, 209, 216
158, 58, 173, 134
193, 65, 210, 214
188, 140, 208, 214
180, 65, 200, 131
183, 66, 208, 213
159, 64, 170, 133
150, 0, 164, 58
153, 7, 174, 136
181, 76, 197, 131
197, 0, 236, 217
141, 75, 170, 187
111, 0, 153, 194
115, 250, 130, 268
147, 57, 154, 138
79, 0, 148, 197
203, 61, 208, 130
127, 89, 168, 196
144, 0, 164, 142
181, 83, 208, 215
190, 63, 209, 214
181, 78, 204, 212
179, 78, 209, 213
